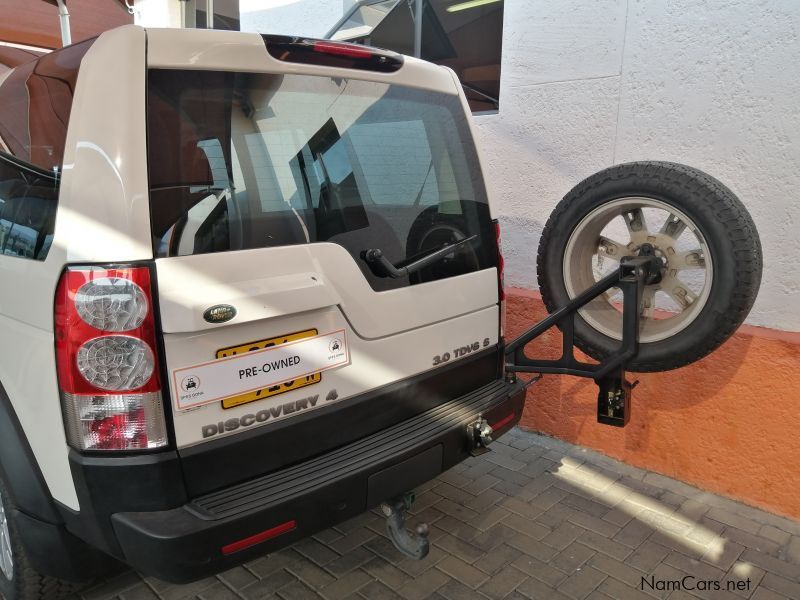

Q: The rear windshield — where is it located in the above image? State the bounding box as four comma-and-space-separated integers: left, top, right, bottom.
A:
147, 69, 495, 290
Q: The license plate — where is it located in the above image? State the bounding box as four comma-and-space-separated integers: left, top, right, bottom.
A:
216, 329, 322, 409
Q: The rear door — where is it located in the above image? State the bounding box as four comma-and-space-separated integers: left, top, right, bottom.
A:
146, 33, 500, 488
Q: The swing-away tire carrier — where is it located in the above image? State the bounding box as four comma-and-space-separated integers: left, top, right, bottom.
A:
505, 255, 661, 427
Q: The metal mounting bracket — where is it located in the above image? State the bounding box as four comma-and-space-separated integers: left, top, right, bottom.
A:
505, 255, 659, 426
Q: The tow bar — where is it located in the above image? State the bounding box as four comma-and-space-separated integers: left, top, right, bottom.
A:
380, 492, 430, 559
505, 254, 662, 427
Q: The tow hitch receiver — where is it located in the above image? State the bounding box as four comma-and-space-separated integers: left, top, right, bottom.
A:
467, 416, 494, 456
505, 255, 659, 427
380, 492, 430, 559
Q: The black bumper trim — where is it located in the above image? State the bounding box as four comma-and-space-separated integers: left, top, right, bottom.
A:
192, 380, 508, 519
179, 348, 501, 497
111, 378, 524, 583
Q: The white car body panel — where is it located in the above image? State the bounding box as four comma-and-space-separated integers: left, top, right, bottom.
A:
156, 245, 498, 338
0, 286, 77, 508
166, 304, 498, 447
55, 26, 152, 265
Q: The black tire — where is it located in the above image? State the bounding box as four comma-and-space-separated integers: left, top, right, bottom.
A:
0, 479, 81, 600
406, 206, 480, 284
537, 161, 762, 372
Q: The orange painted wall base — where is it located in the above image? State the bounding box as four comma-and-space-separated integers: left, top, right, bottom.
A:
507, 287, 800, 520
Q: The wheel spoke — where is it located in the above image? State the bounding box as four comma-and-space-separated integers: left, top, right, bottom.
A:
660, 213, 688, 241
597, 236, 627, 262
564, 194, 719, 345
662, 276, 698, 310
623, 208, 648, 242
640, 286, 657, 319
671, 248, 706, 270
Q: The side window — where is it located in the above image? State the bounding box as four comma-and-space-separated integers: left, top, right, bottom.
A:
0, 38, 96, 171
0, 155, 58, 261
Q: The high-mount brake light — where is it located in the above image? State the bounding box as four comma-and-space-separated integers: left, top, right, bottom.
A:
55, 266, 168, 451
312, 40, 372, 59
262, 35, 403, 73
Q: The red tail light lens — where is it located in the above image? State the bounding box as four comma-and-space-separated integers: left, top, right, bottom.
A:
55, 266, 168, 451
263, 35, 403, 73
312, 40, 373, 59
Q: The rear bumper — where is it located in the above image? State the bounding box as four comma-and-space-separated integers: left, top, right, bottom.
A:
110, 378, 524, 583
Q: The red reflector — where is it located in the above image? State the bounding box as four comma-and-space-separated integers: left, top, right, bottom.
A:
313, 40, 373, 58
490, 411, 516, 432
221, 520, 297, 555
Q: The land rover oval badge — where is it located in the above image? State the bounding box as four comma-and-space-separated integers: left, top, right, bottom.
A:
203, 304, 237, 324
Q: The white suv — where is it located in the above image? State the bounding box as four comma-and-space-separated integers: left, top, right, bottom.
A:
0, 26, 521, 598
0, 23, 764, 600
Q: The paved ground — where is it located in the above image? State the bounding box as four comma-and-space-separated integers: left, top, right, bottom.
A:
75, 428, 800, 600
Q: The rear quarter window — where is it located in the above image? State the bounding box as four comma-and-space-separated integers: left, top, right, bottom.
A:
0, 156, 57, 260
0, 38, 95, 261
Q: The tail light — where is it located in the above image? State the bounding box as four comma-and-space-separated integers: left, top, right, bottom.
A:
55, 266, 168, 452
262, 35, 403, 73
494, 220, 506, 338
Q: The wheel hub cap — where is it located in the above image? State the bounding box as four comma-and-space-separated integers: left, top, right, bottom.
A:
563, 197, 713, 344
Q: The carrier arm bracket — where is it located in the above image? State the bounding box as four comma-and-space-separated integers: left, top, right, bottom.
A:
505, 255, 660, 427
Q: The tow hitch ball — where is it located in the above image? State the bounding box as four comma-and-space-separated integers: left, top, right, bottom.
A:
381, 492, 430, 559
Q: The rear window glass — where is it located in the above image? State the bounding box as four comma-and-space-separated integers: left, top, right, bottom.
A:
147, 69, 494, 291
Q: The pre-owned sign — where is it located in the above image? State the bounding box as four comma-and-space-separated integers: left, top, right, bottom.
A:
171, 330, 349, 410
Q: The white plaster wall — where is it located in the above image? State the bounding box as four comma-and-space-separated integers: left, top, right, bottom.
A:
133, 0, 182, 27
240, 0, 347, 37
477, 0, 800, 331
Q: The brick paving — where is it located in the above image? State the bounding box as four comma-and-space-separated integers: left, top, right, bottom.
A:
75, 429, 800, 600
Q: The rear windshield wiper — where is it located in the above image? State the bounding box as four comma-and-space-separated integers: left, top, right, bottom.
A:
363, 235, 477, 279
